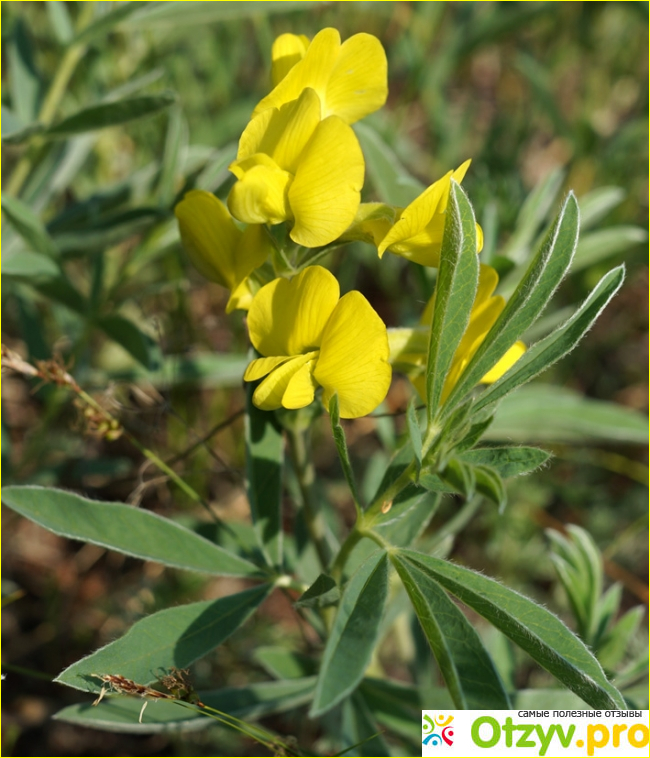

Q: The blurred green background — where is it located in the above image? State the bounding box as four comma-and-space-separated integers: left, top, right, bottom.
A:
2, 2, 647, 755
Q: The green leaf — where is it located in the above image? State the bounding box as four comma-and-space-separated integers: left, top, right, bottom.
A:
573, 227, 646, 272
485, 384, 648, 444
578, 186, 625, 230
406, 398, 423, 475
474, 266, 626, 412
245, 382, 284, 568
194, 144, 238, 192
501, 167, 565, 264
295, 574, 341, 609
124, 1, 327, 29
330, 394, 362, 510
95, 314, 161, 370
426, 181, 479, 418
459, 446, 551, 478
311, 552, 389, 716
392, 552, 511, 708
1, 486, 262, 578
46, 93, 177, 137
1, 120, 44, 145
47, 1, 74, 44
54, 677, 316, 733
360, 677, 429, 743
2, 250, 59, 280
254, 647, 317, 680
55, 584, 270, 693
474, 465, 507, 512
157, 105, 188, 207
395, 549, 627, 709
33, 275, 87, 314
375, 489, 442, 547
600, 607, 645, 670
445, 192, 580, 412
441, 458, 476, 499
8, 18, 40, 124
1, 194, 58, 257
354, 122, 424, 206
73, 2, 149, 44
341, 693, 391, 757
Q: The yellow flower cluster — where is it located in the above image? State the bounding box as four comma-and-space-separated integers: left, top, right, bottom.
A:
174, 28, 524, 418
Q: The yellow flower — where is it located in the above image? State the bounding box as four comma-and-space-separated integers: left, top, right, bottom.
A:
363, 160, 483, 267
389, 265, 525, 403
174, 190, 271, 312
228, 88, 364, 248
244, 266, 391, 418
255, 28, 388, 125
271, 33, 310, 87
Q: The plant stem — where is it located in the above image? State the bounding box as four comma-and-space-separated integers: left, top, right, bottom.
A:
286, 426, 332, 570
364, 461, 416, 523
329, 526, 364, 582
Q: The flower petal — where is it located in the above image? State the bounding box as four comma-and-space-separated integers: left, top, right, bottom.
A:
247, 266, 340, 357
324, 32, 388, 123
289, 116, 364, 247
271, 33, 310, 86
255, 28, 387, 124
480, 341, 526, 384
228, 154, 292, 225
253, 28, 341, 118
252, 352, 316, 411
314, 291, 391, 418
282, 358, 319, 409
254, 88, 321, 174
244, 355, 293, 382
174, 190, 240, 287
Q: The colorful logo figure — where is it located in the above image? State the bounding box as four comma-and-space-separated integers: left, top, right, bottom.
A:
422, 713, 454, 746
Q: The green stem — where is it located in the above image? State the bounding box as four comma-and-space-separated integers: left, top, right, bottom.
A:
329, 526, 364, 583
5, 2, 96, 197
286, 426, 332, 570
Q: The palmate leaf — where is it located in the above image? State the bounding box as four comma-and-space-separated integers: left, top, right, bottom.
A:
394, 550, 626, 709
444, 192, 580, 413
56, 584, 271, 693
426, 181, 479, 419
392, 552, 511, 708
1, 486, 262, 578
311, 552, 389, 716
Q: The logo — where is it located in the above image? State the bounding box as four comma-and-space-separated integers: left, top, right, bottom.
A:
422, 713, 454, 747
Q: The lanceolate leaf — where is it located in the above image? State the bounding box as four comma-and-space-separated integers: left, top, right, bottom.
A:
459, 446, 551, 478
392, 552, 511, 708
426, 181, 479, 419
1, 486, 262, 578
341, 693, 392, 757
54, 677, 316, 734
55, 584, 271, 693
46, 93, 176, 136
245, 382, 284, 568
96, 314, 161, 370
473, 266, 626, 413
444, 192, 580, 412
395, 550, 626, 709
1, 193, 58, 257
311, 552, 389, 716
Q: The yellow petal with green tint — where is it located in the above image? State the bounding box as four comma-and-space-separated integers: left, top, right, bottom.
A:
282, 358, 319, 409
289, 116, 364, 247
228, 154, 293, 225
314, 291, 391, 418
244, 355, 293, 382
174, 190, 240, 288
377, 160, 472, 266
247, 266, 340, 357
271, 33, 310, 86
341, 203, 396, 246
252, 353, 315, 411
480, 341, 526, 384
324, 32, 388, 123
